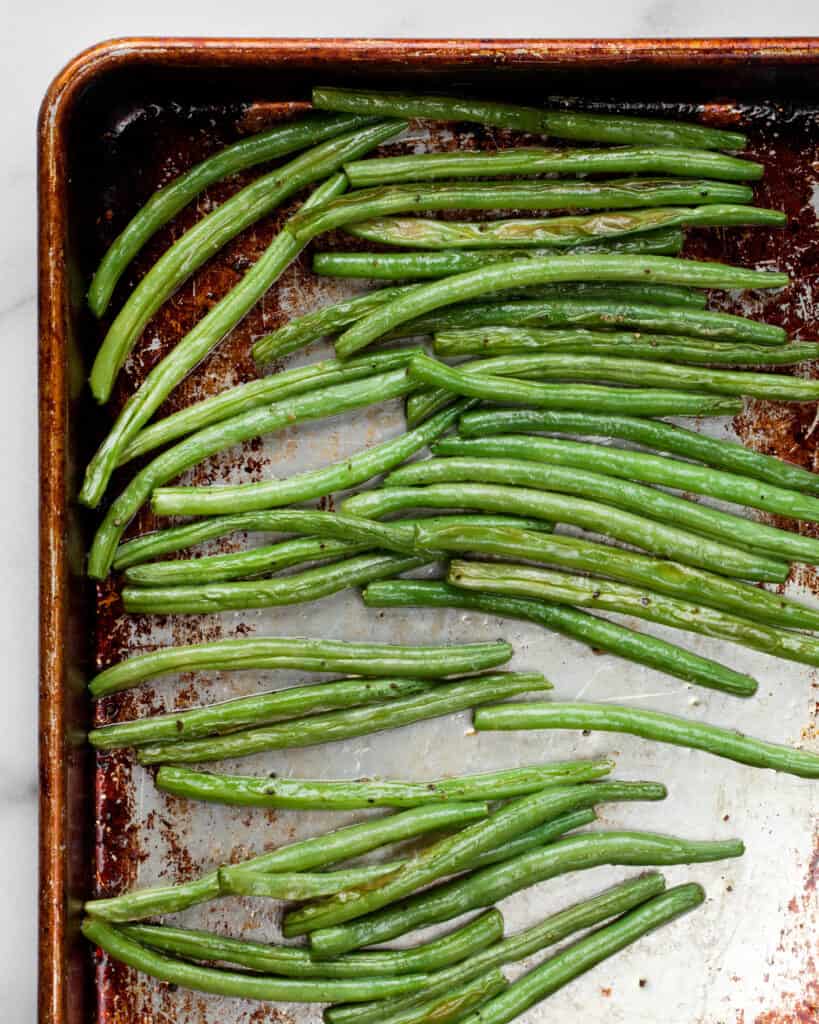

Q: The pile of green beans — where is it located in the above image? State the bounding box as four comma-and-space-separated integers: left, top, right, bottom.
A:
81, 86, 819, 1024
283, 781, 667, 940
326, 873, 668, 1024
303, 830, 742, 957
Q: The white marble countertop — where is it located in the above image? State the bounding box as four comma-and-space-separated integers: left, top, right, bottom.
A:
1, 5, 815, 1019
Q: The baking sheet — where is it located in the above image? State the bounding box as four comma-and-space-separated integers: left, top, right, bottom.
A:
86, 98, 819, 1024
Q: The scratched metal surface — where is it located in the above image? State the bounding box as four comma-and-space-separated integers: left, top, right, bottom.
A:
86, 98, 819, 1024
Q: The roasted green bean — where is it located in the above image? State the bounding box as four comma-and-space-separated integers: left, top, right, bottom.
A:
118, 347, 423, 464
344, 149, 763, 187
434, 434, 819, 518
156, 761, 613, 810
313, 86, 748, 149
347, 205, 780, 249
475, 701, 819, 777
252, 285, 421, 364
122, 551, 429, 614
413, 522, 819, 631
433, 328, 819, 364
288, 181, 752, 246
115, 512, 547, 572
80, 918, 434, 1002
314, 229, 686, 278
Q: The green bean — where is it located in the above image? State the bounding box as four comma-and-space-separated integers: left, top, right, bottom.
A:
434, 329, 819, 365
476, 701, 819, 778
252, 285, 422, 364
285, 781, 665, 941
289, 180, 751, 248
85, 802, 490, 923
334, 255, 787, 357
345, 148, 763, 187
313, 87, 748, 150
87, 119, 405, 407
122, 910, 504, 978
122, 551, 429, 614
114, 510, 548, 572
459, 407, 819, 495
344, 483, 786, 581
306, 831, 741, 958
148, 399, 470, 519
125, 538, 368, 586
254, 286, 706, 364
439, 434, 819, 527
362, 580, 758, 697
89, 677, 435, 750
414, 522, 819, 632
87, 366, 417, 578
348, 205, 780, 250
137, 673, 550, 765
118, 347, 423, 465
406, 355, 742, 422
89, 635, 512, 699
429, 352, 819, 400
379, 970, 509, 1024
453, 885, 705, 1024
386, 454, 819, 566
326, 873, 667, 1024
314, 229, 686, 279
221, 861, 408, 899
156, 760, 613, 810
448, 560, 819, 670
87, 114, 365, 317
80, 918, 435, 1002
223, 810, 596, 902
401, 299, 786, 345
